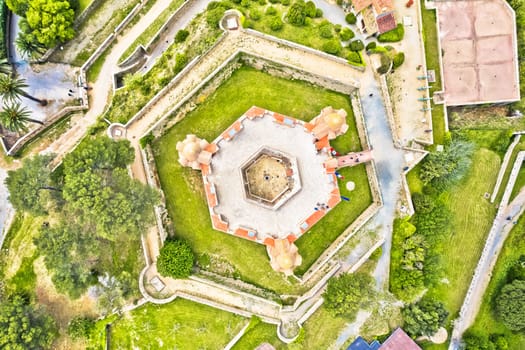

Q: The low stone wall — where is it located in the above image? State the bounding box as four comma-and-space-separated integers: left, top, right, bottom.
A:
241, 53, 358, 94
243, 28, 365, 73
491, 134, 521, 203
2, 105, 87, 156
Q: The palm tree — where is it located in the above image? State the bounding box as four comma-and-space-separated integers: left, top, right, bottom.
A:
0, 59, 11, 75
16, 33, 46, 60
0, 102, 43, 133
0, 74, 47, 106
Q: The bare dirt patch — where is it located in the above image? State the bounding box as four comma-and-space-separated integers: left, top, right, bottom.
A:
33, 257, 97, 350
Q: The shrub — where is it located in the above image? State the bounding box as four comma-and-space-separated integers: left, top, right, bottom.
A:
269, 16, 284, 31
269, 0, 280, 3
241, 0, 250, 7
259, 0, 267, 4
323, 272, 376, 319
286, 1, 307, 25
377, 53, 391, 74
157, 239, 195, 279
322, 39, 342, 54
282, 0, 290, 5
345, 12, 356, 24
206, 7, 226, 28
305, 1, 317, 17
334, 24, 342, 32
315, 8, 323, 17
319, 24, 333, 38
365, 41, 376, 50
495, 279, 525, 331
266, 6, 277, 15
67, 317, 95, 340
174, 52, 188, 73
402, 298, 449, 337
420, 139, 474, 190
174, 29, 189, 43
139, 134, 155, 149
250, 9, 262, 20
339, 27, 355, 41
393, 52, 405, 68
377, 23, 405, 42
349, 39, 364, 51
347, 51, 362, 64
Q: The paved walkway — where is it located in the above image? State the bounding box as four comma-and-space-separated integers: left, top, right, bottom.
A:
39, 0, 180, 162
449, 152, 525, 349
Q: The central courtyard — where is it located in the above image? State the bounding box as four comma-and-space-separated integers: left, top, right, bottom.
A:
153, 67, 373, 289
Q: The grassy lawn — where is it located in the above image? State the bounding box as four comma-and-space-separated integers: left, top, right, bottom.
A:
78, 0, 93, 13
406, 163, 423, 194
98, 299, 246, 349
118, 0, 185, 64
154, 66, 371, 294
426, 148, 500, 316
420, 0, 445, 145
466, 214, 525, 349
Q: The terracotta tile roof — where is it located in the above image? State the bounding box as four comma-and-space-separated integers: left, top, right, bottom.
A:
211, 214, 229, 232
353, 0, 373, 13
372, 0, 394, 14
377, 12, 397, 34
204, 143, 218, 154
315, 136, 330, 151
245, 106, 266, 119
380, 328, 421, 350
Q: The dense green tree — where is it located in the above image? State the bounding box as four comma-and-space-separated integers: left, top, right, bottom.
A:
157, 239, 195, 279
6, 0, 29, 15
62, 137, 158, 241
67, 316, 95, 340
402, 298, 448, 337
495, 279, 525, 331
349, 39, 364, 51
0, 101, 42, 133
322, 39, 342, 55
5, 154, 56, 215
393, 52, 405, 68
323, 272, 375, 319
286, 1, 307, 25
35, 223, 96, 298
174, 29, 189, 43
420, 139, 474, 190
269, 16, 284, 31
25, 0, 75, 48
0, 74, 47, 105
339, 27, 355, 41
96, 274, 125, 316
507, 255, 525, 282
345, 13, 356, 24
0, 295, 57, 349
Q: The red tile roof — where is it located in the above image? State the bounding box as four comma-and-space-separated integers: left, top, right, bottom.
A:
377, 12, 397, 34
380, 328, 421, 350
372, 0, 394, 14
353, 0, 373, 13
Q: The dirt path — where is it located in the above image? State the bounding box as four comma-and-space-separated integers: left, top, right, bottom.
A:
39, 0, 177, 162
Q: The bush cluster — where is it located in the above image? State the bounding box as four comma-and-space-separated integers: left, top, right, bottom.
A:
286, 0, 321, 25
345, 12, 356, 24
322, 39, 342, 55
348, 39, 364, 51
347, 51, 362, 65
174, 29, 190, 43
377, 23, 405, 42
157, 239, 195, 279
392, 52, 405, 68
339, 27, 354, 41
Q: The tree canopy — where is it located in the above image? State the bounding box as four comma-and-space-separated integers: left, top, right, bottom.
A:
420, 139, 474, 190
0, 295, 57, 349
157, 239, 195, 279
495, 279, 525, 331
6, 154, 56, 215
323, 272, 375, 319
402, 298, 448, 337
62, 137, 157, 241
25, 0, 75, 48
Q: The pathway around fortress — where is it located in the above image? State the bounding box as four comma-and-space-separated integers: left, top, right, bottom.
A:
39, 0, 186, 160
449, 153, 525, 350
